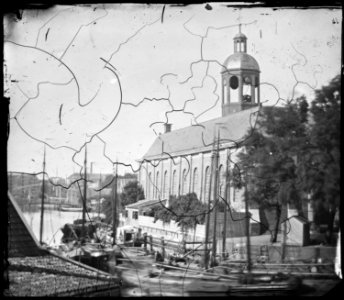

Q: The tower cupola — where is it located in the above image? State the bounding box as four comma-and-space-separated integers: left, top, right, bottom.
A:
221, 26, 260, 116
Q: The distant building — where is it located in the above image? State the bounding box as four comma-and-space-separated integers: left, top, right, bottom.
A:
7, 172, 42, 207
65, 172, 137, 206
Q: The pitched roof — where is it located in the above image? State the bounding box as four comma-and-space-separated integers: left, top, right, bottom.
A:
142, 106, 260, 160
6, 255, 120, 297
7, 192, 48, 257
6, 192, 120, 296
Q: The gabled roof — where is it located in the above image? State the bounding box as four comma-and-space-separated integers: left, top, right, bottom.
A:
142, 106, 260, 160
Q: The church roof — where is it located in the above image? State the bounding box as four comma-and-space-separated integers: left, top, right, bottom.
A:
222, 52, 260, 72
142, 106, 260, 160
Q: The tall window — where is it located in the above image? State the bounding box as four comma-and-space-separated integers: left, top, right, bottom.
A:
163, 171, 168, 199
172, 170, 177, 196
155, 171, 160, 199
192, 168, 198, 196
204, 166, 210, 202
181, 169, 187, 195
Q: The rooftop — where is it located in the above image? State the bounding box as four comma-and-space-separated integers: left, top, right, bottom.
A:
5, 192, 120, 297
142, 106, 260, 160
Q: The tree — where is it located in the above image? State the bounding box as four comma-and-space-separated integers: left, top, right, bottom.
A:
100, 180, 144, 223
119, 180, 145, 211
153, 193, 207, 233
101, 194, 114, 224
298, 75, 340, 242
233, 99, 308, 242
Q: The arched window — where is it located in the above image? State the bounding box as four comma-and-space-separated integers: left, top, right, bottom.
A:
155, 171, 160, 199
192, 168, 199, 196
163, 171, 168, 199
171, 170, 177, 196
230, 76, 239, 89
204, 166, 210, 202
181, 169, 188, 195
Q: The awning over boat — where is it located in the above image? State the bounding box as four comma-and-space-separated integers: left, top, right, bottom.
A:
125, 199, 167, 211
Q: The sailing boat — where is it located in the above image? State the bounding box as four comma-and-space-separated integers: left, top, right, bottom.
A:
57, 146, 121, 272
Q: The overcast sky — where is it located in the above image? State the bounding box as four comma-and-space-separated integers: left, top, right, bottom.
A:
4, 3, 341, 178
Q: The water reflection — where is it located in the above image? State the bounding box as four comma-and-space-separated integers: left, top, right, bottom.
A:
22, 206, 104, 246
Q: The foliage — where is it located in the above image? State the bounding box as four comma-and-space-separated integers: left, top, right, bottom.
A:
100, 180, 144, 223
119, 180, 145, 210
233, 75, 340, 242
100, 194, 114, 224
153, 193, 207, 231
297, 75, 340, 235
233, 98, 308, 242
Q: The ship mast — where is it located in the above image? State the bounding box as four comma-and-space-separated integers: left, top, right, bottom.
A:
244, 169, 251, 272
112, 161, 118, 246
210, 129, 220, 267
39, 145, 46, 245
222, 149, 231, 259
81, 144, 87, 244
98, 172, 101, 218
204, 133, 216, 269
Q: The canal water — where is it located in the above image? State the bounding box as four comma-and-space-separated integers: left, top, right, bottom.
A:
22, 208, 104, 246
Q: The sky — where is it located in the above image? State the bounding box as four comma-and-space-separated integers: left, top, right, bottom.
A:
4, 3, 341, 178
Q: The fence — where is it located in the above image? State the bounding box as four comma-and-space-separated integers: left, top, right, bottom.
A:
140, 234, 207, 259
135, 215, 205, 242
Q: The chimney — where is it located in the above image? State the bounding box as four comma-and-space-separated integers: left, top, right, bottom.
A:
164, 123, 172, 133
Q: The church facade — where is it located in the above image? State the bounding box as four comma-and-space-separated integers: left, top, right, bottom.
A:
138, 29, 261, 212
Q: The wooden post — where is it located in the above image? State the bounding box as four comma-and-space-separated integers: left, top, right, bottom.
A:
182, 240, 186, 254
149, 235, 153, 253
281, 219, 287, 263
143, 233, 147, 252
161, 237, 165, 260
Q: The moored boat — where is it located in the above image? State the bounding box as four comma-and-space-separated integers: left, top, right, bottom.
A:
60, 205, 83, 212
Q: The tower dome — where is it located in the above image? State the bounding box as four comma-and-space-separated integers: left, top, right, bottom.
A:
221, 27, 261, 116
223, 53, 260, 72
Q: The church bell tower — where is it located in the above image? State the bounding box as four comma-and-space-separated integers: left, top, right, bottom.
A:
221, 26, 260, 116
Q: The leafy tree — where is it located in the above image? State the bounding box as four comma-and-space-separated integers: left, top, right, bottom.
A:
119, 180, 145, 211
298, 75, 340, 241
233, 99, 308, 242
100, 180, 144, 223
100, 194, 115, 224
233, 75, 340, 243
153, 193, 207, 233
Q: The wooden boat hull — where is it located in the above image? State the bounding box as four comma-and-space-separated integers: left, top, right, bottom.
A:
60, 206, 83, 212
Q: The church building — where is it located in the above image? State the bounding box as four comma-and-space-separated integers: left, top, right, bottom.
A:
138, 29, 261, 213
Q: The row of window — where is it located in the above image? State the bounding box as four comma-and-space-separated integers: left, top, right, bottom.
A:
146, 165, 227, 201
